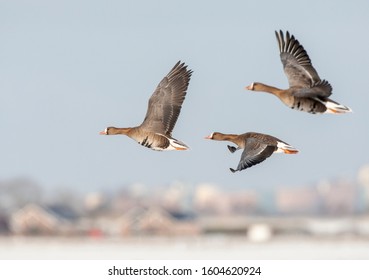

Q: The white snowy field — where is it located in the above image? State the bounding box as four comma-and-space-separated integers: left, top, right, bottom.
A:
1, 236, 369, 260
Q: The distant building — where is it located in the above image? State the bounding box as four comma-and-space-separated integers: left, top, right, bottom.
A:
318, 179, 357, 215
194, 184, 259, 215
106, 206, 200, 236
10, 203, 78, 235
357, 165, 369, 211
0, 214, 9, 234
276, 187, 319, 215
194, 183, 224, 214
228, 190, 259, 214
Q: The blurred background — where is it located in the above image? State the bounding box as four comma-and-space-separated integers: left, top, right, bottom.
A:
1, 0, 369, 259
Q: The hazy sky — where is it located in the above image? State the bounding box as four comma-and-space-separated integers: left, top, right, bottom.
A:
1, 0, 368, 192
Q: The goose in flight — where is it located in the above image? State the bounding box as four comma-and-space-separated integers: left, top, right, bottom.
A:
246, 30, 351, 114
100, 61, 193, 151
205, 131, 298, 172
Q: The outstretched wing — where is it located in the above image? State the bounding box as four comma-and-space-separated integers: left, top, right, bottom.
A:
275, 30, 332, 98
293, 79, 332, 98
140, 61, 193, 135
234, 138, 276, 172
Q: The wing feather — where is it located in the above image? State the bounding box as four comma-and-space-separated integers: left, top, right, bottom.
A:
275, 30, 332, 98
235, 138, 276, 171
276, 30, 320, 87
140, 61, 193, 135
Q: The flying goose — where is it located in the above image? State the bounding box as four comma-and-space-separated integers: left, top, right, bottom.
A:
246, 30, 351, 114
205, 132, 298, 172
100, 61, 193, 151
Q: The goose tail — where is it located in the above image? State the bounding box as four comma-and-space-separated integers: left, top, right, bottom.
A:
276, 141, 299, 154
323, 99, 352, 114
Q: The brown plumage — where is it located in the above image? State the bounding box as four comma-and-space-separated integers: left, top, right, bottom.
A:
205, 132, 298, 172
246, 30, 351, 114
100, 61, 193, 151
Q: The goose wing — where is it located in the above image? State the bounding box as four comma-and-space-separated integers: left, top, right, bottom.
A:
275, 30, 332, 98
140, 61, 192, 135
233, 138, 276, 172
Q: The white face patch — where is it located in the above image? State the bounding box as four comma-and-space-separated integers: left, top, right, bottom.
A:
105, 128, 108, 134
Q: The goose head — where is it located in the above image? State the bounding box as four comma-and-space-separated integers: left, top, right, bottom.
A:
204, 132, 222, 140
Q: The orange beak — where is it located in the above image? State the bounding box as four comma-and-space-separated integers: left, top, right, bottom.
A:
245, 83, 254, 90
99, 130, 107, 135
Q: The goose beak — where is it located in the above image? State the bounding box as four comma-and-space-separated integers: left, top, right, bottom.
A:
99, 128, 109, 135
204, 132, 214, 139
245, 83, 254, 90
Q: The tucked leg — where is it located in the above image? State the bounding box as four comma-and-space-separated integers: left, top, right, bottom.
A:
227, 145, 238, 153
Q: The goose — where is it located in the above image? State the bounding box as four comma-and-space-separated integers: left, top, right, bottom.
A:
100, 61, 193, 151
205, 132, 298, 172
246, 30, 352, 114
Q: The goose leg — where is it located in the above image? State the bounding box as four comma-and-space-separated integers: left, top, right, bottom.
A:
227, 145, 238, 153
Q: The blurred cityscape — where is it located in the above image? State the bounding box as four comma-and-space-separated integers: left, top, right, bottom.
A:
1, 164, 369, 242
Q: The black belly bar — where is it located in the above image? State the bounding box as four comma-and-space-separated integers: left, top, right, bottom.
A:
140, 136, 152, 149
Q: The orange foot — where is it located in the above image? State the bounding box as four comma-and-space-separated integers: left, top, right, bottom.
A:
283, 149, 298, 154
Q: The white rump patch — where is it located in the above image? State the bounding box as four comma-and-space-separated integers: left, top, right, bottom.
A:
276, 141, 298, 153
322, 100, 352, 114
168, 138, 189, 150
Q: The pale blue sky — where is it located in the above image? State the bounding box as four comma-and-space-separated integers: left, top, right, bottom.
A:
1, 0, 368, 192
